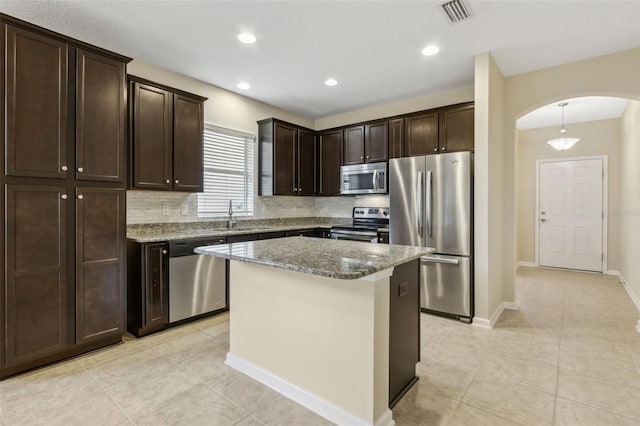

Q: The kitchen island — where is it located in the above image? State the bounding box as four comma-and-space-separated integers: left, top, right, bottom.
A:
195, 237, 432, 426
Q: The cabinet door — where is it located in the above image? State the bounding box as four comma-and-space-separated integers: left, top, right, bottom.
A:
404, 112, 438, 157
318, 130, 343, 196
173, 94, 204, 191
142, 243, 169, 332
76, 187, 125, 345
297, 129, 317, 195
439, 104, 474, 153
76, 49, 126, 182
4, 185, 69, 366
132, 82, 172, 189
343, 126, 365, 165
273, 122, 297, 195
389, 118, 404, 159
365, 121, 388, 163
5, 25, 68, 179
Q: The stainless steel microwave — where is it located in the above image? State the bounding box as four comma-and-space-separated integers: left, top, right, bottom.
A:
340, 162, 388, 195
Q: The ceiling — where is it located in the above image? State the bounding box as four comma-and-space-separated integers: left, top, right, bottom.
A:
517, 97, 630, 130
2, 1, 639, 120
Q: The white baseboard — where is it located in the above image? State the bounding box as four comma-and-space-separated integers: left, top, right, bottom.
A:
503, 301, 519, 310
615, 271, 640, 335
605, 270, 623, 281
472, 302, 508, 329
225, 352, 394, 426
516, 261, 537, 268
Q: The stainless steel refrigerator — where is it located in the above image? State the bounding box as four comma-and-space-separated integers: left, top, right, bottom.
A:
389, 151, 473, 322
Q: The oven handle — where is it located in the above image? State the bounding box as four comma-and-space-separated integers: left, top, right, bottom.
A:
330, 229, 378, 237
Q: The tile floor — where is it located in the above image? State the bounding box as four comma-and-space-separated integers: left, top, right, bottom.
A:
1, 267, 639, 425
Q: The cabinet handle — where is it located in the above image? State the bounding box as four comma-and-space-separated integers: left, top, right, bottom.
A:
77, 194, 84, 200
366, 155, 370, 159
433, 148, 438, 152
165, 179, 171, 184
162, 249, 168, 254
360, 156, 364, 160
441, 147, 446, 151
298, 188, 302, 192
61, 194, 68, 200
61, 165, 68, 172
77, 167, 84, 173
294, 187, 297, 192
175, 179, 180, 184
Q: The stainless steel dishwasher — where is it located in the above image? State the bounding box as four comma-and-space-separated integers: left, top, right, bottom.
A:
169, 238, 227, 323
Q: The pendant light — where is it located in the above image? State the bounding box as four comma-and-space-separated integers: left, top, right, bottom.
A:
546, 102, 580, 151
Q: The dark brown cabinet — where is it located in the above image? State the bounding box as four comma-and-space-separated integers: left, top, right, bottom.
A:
438, 103, 474, 153
76, 188, 125, 344
404, 112, 439, 157
343, 122, 388, 165
389, 118, 404, 159
389, 259, 420, 407
4, 184, 69, 367
129, 76, 206, 192
126, 242, 169, 337
4, 24, 68, 179
343, 126, 365, 165
1, 14, 130, 379
318, 129, 343, 196
258, 118, 316, 196
76, 49, 126, 182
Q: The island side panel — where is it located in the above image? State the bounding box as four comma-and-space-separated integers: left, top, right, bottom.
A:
227, 260, 391, 425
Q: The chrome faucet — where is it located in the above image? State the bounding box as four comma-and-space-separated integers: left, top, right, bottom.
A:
227, 200, 237, 228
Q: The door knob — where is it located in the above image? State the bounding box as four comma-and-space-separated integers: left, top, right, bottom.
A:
540, 218, 547, 222
541, 211, 546, 215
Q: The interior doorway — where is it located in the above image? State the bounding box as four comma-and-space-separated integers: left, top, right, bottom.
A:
536, 156, 606, 272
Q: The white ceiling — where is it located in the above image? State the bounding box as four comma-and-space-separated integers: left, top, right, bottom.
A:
2, 1, 639, 120
516, 97, 630, 130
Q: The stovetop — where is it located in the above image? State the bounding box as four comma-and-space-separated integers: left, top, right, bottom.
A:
331, 207, 389, 232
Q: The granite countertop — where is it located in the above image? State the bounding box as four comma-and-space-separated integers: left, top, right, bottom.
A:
127, 222, 340, 243
194, 236, 433, 280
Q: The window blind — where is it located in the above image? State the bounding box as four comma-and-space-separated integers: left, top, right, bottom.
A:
198, 123, 255, 216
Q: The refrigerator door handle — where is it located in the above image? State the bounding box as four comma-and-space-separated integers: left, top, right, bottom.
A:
420, 255, 460, 265
417, 171, 424, 237
426, 170, 433, 237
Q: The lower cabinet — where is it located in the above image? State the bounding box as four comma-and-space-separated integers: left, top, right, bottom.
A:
2, 185, 125, 378
389, 259, 420, 407
127, 241, 169, 337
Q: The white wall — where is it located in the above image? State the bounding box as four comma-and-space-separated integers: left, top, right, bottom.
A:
473, 52, 506, 325
516, 118, 621, 270
475, 47, 640, 324
619, 100, 640, 307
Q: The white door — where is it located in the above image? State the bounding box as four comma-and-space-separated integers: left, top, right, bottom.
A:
538, 158, 603, 272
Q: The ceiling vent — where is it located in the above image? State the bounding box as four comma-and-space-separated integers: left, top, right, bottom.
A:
441, 0, 472, 23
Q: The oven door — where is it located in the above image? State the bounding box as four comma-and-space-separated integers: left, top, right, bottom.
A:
330, 229, 378, 243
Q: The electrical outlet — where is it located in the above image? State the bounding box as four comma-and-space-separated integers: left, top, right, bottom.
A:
162, 204, 172, 216
181, 202, 189, 216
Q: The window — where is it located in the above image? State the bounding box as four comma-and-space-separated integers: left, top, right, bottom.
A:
198, 123, 255, 217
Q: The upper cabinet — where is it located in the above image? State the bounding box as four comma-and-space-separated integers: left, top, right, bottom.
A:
388, 118, 404, 159
404, 112, 439, 156
258, 118, 316, 196
76, 49, 126, 182
403, 103, 474, 156
128, 76, 206, 192
318, 129, 343, 196
343, 122, 388, 165
438, 103, 475, 153
4, 24, 127, 182
4, 25, 68, 179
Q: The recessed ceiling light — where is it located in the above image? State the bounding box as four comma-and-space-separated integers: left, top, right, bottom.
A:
237, 82, 250, 90
324, 78, 338, 86
237, 32, 256, 44
422, 45, 440, 56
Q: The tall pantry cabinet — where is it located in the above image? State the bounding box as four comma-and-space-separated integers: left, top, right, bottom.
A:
1, 14, 131, 378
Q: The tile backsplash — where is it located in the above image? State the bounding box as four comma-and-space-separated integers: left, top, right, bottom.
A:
127, 191, 389, 224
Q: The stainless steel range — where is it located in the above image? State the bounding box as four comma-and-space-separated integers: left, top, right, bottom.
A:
330, 207, 389, 243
